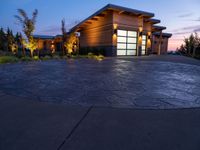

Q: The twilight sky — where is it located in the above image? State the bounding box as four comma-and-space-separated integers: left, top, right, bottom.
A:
0, 0, 200, 50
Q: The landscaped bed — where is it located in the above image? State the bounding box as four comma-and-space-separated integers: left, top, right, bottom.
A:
0, 52, 105, 64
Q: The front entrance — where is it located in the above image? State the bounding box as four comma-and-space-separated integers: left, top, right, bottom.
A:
141, 35, 147, 55
117, 30, 138, 56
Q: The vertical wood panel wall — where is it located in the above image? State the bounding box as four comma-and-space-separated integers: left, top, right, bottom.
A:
80, 12, 113, 47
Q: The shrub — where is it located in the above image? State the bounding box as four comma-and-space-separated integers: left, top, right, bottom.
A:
87, 53, 104, 61
33, 56, 40, 61
21, 56, 32, 61
41, 55, 51, 61
93, 55, 104, 61
62, 55, 68, 59
88, 52, 94, 58
0, 56, 19, 64
53, 55, 60, 59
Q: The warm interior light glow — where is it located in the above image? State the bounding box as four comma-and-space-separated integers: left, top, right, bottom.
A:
139, 27, 143, 32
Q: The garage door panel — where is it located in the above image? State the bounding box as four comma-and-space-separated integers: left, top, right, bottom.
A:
117, 30, 138, 56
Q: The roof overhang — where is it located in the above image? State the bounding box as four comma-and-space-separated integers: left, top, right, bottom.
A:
153, 32, 172, 38
145, 18, 160, 24
70, 4, 155, 32
152, 25, 167, 32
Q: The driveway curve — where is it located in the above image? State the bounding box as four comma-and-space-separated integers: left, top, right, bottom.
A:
0, 55, 200, 109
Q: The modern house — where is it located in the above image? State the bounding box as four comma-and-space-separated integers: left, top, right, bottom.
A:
33, 35, 62, 53
34, 4, 172, 56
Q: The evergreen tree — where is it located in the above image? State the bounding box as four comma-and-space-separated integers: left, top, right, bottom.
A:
6, 28, 15, 51
0, 28, 6, 50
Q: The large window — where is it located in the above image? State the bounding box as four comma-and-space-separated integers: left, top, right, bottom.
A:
117, 30, 138, 56
141, 35, 147, 55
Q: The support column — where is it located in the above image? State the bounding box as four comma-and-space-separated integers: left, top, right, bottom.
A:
158, 31, 163, 55
137, 15, 143, 56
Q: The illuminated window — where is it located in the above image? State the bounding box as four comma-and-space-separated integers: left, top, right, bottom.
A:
127, 50, 137, 55
127, 37, 137, 43
117, 37, 127, 43
128, 31, 137, 37
117, 30, 127, 36
117, 50, 126, 55
117, 43, 126, 49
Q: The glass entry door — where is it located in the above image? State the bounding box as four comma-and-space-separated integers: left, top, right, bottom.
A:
117, 30, 138, 56
141, 35, 147, 55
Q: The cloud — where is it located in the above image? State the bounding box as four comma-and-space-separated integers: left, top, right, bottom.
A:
35, 20, 80, 35
192, 17, 200, 22
178, 12, 194, 18
180, 25, 200, 31
173, 31, 194, 35
194, 28, 200, 32
170, 25, 200, 35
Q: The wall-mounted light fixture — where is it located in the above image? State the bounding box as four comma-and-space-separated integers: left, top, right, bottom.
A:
114, 29, 117, 35
139, 27, 143, 37
113, 24, 118, 35
139, 31, 143, 37
148, 35, 151, 40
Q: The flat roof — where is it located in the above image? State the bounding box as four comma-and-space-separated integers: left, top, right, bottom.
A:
70, 4, 155, 32
33, 35, 55, 39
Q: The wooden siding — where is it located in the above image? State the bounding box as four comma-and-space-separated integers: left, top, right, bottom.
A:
113, 11, 139, 31
80, 12, 113, 47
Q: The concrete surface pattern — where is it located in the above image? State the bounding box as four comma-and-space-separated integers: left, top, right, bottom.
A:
1, 55, 200, 150
0, 55, 200, 109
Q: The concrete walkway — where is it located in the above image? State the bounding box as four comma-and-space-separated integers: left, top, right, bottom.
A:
1, 98, 200, 150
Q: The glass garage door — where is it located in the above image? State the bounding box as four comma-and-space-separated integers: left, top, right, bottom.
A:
117, 30, 137, 56
142, 35, 147, 55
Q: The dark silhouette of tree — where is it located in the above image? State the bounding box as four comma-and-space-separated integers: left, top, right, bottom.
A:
0, 28, 6, 50
6, 28, 15, 51
61, 19, 67, 55
15, 9, 38, 41
178, 33, 200, 58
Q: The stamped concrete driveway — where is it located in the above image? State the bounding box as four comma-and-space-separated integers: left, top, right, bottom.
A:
1, 55, 200, 150
0, 55, 200, 109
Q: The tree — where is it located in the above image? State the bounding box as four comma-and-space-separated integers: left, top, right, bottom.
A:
18, 33, 26, 56
61, 19, 67, 55
0, 28, 6, 50
6, 28, 15, 51
22, 36, 37, 57
15, 9, 38, 57
192, 33, 200, 57
64, 33, 77, 54
178, 33, 200, 58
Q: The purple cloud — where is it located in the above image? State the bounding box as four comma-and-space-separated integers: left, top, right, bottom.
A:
178, 12, 194, 18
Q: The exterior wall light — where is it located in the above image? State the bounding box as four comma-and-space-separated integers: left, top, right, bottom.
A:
139, 31, 143, 37
113, 24, 118, 35
114, 29, 117, 35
